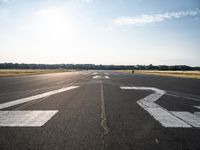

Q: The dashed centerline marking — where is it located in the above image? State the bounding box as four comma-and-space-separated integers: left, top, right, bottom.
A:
100, 80, 109, 149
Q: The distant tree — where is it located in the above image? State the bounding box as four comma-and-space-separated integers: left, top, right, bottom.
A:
0, 63, 199, 71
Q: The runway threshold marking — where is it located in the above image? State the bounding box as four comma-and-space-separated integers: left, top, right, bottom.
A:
120, 86, 200, 128
0, 86, 79, 127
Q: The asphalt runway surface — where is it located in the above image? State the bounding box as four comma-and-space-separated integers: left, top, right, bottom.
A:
0, 71, 200, 150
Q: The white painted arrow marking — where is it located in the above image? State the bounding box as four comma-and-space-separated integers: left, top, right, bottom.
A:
93, 75, 101, 79
171, 111, 200, 128
104, 76, 110, 79
92, 75, 110, 79
120, 87, 192, 128
0, 86, 79, 127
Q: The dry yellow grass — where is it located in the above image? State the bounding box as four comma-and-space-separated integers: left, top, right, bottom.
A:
115, 70, 200, 79
0, 69, 73, 77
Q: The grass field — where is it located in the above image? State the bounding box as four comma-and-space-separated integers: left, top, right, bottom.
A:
0, 69, 74, 77
117, 70, 200, 79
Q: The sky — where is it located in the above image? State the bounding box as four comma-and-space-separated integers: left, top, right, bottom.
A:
0, 0, 200, 66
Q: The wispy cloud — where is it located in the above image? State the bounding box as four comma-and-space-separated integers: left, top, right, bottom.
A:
113, 8, 200, 26
0, 0, 15, 4
80, 0, 92, 3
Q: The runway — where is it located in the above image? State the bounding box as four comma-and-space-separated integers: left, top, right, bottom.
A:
0, 70, 200, 150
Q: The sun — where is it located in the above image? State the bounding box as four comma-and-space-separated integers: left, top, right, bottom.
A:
35, 7, 73, 39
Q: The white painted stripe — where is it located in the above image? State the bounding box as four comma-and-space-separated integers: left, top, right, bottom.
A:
0, 86, 79, 110
92, 72, 97, 75
104, 76, 110, 79
172, 111, 200, 128
194, 112, 200, 117
120, 86, 165, 95
0, 111, 58, 127
166, 91, 200, 102
194, 106, 200, 110
145, 108, 191, 128
92, 75, 101, 79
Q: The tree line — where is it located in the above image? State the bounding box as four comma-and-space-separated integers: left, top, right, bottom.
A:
0, 63, 199, 71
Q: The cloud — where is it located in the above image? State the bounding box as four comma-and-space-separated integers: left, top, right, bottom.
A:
113, 8, 200, 26
0, 0, 15, 4
80, 0, 92, 2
